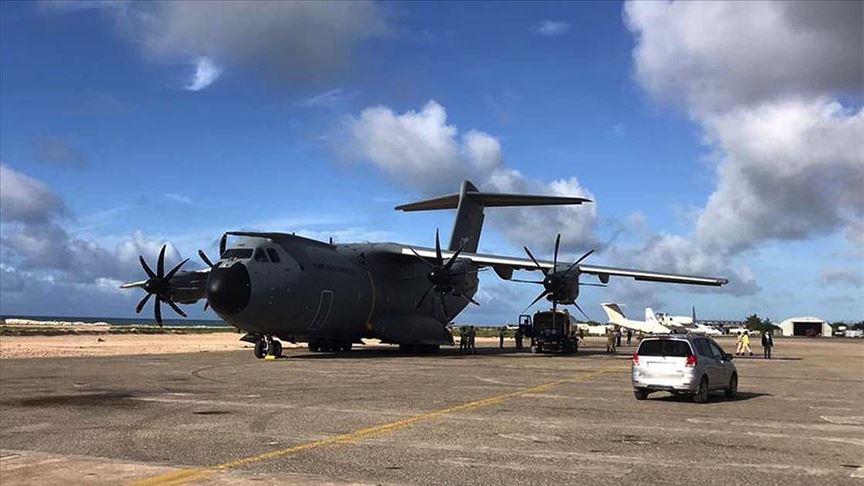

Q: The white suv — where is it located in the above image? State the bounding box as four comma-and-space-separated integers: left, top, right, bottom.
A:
631, 335, 738, 403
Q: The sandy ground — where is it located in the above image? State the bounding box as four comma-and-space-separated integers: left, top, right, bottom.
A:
0, 334, 513, 359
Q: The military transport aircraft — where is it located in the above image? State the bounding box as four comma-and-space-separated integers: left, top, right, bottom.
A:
121, 180, 728, 358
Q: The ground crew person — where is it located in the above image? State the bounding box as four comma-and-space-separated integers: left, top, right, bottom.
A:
606, 328, 616, 353
738, 331, 753, 356
468, 326, 477, 354
615, 327, 622, 348
515, 327, 523, 349
761, 331, 774, 359
626, 329, 633, 346
459, 327, 467, 353
499, 327, 506, 348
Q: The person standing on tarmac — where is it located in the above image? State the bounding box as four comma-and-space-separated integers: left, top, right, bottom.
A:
459, 327, 467, 353
761, 331, 774, 359
468, 326, 477, 354
740, 331, 753, 356
515, 327, 523, 350
606, 328, 616, 353
499, 327, 506, 348
626, 329, 633, 346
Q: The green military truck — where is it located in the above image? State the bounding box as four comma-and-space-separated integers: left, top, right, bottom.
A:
520, 309, 580, 354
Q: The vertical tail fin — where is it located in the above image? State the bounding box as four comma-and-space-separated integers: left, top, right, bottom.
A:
395, 180, 591, 253
645, 308, 657, 324
601, 303, 627, 325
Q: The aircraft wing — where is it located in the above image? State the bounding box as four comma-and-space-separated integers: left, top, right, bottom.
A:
395, 246, 728, 287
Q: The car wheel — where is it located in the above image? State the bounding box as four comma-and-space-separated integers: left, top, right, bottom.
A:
693, 376, 709, 403
634, 389, 649, 401
725, 373, 738, 399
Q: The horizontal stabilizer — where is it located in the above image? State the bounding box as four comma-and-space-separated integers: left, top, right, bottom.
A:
395, 192, 590, 211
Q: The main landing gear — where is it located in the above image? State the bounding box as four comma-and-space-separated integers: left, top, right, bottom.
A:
253, 336, 283, 359
307, 340, 353, 353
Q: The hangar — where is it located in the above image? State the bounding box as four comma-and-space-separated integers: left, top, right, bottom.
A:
778, 316, 831, 337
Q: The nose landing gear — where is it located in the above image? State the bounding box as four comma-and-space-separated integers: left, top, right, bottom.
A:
253, 336, 283, 359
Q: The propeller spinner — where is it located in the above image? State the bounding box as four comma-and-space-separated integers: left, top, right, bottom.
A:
408, 229, 479, 321
121, 244, 189, 326
515, 234, 602, 320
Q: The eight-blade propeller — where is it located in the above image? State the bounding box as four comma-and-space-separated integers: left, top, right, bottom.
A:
408, 229, 479, 321
124, 244, 189, 326
516, 234, 601, 320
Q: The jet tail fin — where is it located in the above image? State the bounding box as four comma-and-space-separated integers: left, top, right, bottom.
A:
396, 180, 591, 252
601, 303, 627, 325
645, 308, 657, 324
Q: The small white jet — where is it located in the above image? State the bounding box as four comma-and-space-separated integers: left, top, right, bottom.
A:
656, 306, 722, 336
601, 303, 671, 334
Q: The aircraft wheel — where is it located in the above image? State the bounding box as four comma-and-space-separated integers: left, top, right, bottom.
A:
308, 342, 320, 352
271, 340, 283, 358
339, 342, 352, 353
634, 389, 649, 400
254, 340, 267, 359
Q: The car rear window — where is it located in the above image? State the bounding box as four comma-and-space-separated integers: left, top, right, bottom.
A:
637, 339, 693, 357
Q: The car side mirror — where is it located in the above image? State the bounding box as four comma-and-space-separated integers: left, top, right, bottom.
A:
724, 353, 734, 361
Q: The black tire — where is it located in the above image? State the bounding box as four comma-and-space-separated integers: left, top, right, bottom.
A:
340, 342, 352, 353
725, 373, 738, 399
271, 340, 283, 358
254, 340, 267, 359
693, 376, 709, 403
634, 389, 649, 401
308, 342, 320, 352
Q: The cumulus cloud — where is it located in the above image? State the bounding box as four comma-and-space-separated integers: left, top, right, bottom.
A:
139, 1, 386, 86
624, 1, 863, 115
32, 136, 88, 168
184, 56, 222, 91
624, 0, 864, 256
0, 164, 66, 224
535, 20, 571, 36
1, 166, 183, 293
346, 101, 601, 252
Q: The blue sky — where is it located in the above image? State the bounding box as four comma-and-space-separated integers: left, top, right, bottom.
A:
1, 1, 862, 323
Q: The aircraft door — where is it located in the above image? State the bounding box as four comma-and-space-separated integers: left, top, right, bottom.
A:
307, 290, 334, 331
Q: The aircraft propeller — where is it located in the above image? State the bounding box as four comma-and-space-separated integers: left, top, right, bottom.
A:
408, 229, 479, 320
120, 244, 189, 326
196, 233, 227, 311
515, 234, 602, 321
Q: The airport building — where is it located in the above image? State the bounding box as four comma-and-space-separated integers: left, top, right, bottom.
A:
778, 316, 831, 337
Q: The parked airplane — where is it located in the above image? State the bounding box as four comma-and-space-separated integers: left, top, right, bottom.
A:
601, 303, 671, 334
121, 180, 728, 358
655, 306, 722, 336
603, 303, 722, 336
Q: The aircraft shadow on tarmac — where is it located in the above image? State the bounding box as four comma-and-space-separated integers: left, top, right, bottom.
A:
287, 347, 622, 360
649, 391, 771, 403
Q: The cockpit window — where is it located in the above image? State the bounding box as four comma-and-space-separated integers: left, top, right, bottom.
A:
254, 249, 269, 263
221, 249, 253, 260
266, 248, 281, 263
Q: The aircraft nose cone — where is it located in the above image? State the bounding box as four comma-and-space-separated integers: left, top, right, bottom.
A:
207, 263, 251, 315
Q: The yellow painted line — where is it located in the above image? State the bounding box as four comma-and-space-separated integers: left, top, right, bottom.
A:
130, 368, 612, 485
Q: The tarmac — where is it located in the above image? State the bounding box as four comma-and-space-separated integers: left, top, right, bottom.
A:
1, 336, 863, 485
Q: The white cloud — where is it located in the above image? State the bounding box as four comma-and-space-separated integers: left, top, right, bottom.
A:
624, 1, 863, 116
346, 101, 601, 252
184, 56, 222, 91
0, 164, 66, 224
535, 20, 571, 36
624, 0, 864, 257
141, 1, 387, 84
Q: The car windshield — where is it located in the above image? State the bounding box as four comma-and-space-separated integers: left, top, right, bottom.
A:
221, 248, 253, 260
637, 339, 692, 357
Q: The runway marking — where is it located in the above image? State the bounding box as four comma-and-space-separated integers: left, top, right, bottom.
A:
820, 416, 864, 426
129, 368, 612, 485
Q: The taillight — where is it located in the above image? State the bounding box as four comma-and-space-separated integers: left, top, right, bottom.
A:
632, 353, 639, 365
686, 354, 697, 367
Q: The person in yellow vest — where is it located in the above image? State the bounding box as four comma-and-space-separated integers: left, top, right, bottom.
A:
740, 331, 753, 356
